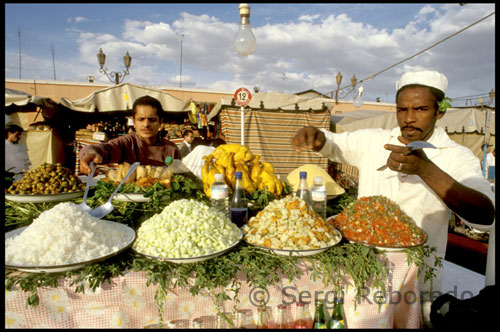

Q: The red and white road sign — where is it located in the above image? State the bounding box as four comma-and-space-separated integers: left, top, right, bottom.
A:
234, 87, 252, 106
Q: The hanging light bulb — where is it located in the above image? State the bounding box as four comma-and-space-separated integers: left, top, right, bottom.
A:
353, 86, 364, 108
234, 3, 256, 56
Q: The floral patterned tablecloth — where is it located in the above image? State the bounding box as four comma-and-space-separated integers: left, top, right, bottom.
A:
5, 252, 421, 328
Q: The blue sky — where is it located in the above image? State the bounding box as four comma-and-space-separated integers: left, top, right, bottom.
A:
5, 3, 496, 107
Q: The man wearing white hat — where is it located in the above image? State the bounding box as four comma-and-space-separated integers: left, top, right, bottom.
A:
291, 70, 495, 327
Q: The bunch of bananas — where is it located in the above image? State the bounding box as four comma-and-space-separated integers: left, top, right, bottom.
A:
201, 143, 283, 198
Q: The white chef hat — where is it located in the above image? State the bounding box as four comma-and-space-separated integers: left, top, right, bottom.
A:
396, 70, 448, 94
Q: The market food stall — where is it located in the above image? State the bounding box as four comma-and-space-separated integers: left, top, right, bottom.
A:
5, 145, 439, 329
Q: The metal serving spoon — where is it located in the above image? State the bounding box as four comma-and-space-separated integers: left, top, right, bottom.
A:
78, 161, 96, 213
377, 141, 437, 171
89, 162, 140, 219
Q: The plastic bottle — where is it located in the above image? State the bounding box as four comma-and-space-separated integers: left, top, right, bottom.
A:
230, 171, 248, 228
276, 303, 293, 329
166, 320, 178, 329
330, 296, 347, 329
311, 176, 327, 219
295, 171, 312, 207
237, 309, 255, 329
211, 173, 229, 218
256, 306, 271, 329
295, 301, 313, 329
313, 298, 331, 329
192, 317, 203, 328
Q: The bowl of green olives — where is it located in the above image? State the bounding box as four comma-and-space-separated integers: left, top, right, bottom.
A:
5, 163, 86, 203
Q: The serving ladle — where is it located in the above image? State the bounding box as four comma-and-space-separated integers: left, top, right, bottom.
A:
89, 162, 140, 219
377, 141, 437, 171
79, 161, 96, 213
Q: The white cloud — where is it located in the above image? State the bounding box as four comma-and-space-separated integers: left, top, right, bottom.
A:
75, 16, 89, 23
6, 4, 494, 106
298, 14, 320, 22
67, 16, 89, 24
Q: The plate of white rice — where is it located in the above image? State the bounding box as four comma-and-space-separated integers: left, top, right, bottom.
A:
5, 202, 136, 273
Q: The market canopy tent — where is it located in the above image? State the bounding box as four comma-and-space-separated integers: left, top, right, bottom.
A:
5, 88, 57, 110
5, 88, 60, 127
334, 107, 495, 159
208, 91, 335, 178
58, 83, 190, 116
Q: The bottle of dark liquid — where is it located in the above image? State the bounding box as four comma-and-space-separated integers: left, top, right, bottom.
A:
330, 296, 347, 329
313, 298, 331, 329
230, 171, 248, 227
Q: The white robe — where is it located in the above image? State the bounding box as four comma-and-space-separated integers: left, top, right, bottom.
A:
319, 126, 495, 294
5, 140, 31, 180
182, 145, 215, 179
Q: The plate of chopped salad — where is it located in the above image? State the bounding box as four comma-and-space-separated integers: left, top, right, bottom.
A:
131, 199, 243, 263
327, 195, 427, 251
242, 195, 342, 256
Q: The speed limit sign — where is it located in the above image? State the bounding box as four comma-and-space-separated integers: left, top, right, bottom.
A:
234, 87, 252, 106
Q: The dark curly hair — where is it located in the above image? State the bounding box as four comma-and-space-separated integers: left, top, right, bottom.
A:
132, 95, 165, 121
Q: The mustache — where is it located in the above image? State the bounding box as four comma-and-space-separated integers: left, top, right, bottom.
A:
402, 125, 422, 132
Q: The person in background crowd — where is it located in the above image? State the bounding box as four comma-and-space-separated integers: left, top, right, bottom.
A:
291, 70, 495, 325
79, 95, 180, 174
210, 138, 226, 148
5, 123, 32, 180
179, 129, 195, 159
182, 138, 226, 179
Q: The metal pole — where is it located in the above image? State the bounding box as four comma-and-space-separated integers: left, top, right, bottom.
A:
241, 106, 245, 146
179, 34, 184, 88
51, 45, 56, 80
18, 28, 21, 79
482, 106, 492, 177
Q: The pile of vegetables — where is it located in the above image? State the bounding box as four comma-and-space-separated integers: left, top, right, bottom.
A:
104, 162, 172, 189
133, 199, 241, 258
201, 143, 284, 198
242, 196, 341, 250
330, 195, 427, 248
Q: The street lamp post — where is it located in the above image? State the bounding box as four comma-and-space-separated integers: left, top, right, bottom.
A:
97, 48, 132, 84
335, 72, 343, 104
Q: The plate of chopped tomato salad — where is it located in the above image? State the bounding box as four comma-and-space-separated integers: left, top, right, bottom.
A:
327, 195, 427, 251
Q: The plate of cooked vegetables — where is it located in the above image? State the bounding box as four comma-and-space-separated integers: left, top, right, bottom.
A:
5, 163, 86, 203
242, 195, 342, 256
327, 195, 427, 251
132, 199, 243, 263
101, 163, 173, 202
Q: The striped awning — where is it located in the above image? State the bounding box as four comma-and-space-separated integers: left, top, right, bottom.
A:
219, 107, 331, 178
